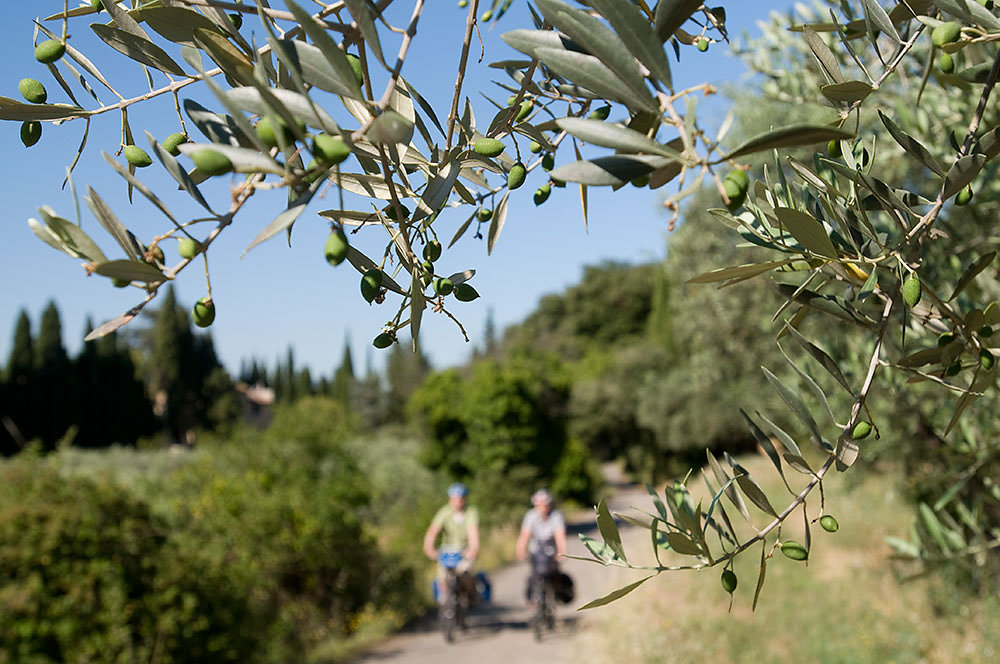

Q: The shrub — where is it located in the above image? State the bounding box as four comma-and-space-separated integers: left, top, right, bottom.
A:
0, 462, 262, 664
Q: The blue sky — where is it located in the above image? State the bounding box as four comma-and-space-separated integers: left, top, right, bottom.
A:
0, 1, 786, 377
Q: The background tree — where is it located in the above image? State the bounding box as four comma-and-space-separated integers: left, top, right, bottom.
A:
329, 339, 356, 405
1, 310, 35, 453
34, 301, 72, 448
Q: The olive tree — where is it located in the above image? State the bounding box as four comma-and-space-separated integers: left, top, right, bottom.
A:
7, 0, 1000, 608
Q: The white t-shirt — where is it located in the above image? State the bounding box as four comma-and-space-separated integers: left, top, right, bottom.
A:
521, 508, 565, 553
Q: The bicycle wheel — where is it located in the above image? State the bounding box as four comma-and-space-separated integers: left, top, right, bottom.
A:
441, 574, 459, 643
531, 574, 545, 642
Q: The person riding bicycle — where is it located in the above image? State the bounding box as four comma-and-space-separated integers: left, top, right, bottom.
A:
423, 482, 479, 604
515, 488, 567, 602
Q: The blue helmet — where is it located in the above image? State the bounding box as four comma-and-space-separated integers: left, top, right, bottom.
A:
447, 482, 469, 498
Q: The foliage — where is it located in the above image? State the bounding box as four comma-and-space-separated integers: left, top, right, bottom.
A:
143, 285, 238, 441
503, 261, 659, 360
569, 455, 1000, 664
10, 0, 1000, 612
141, 397, 393, 660
1, 306, 155, 454
0, 461, 262, 664
409, 354, 599, 511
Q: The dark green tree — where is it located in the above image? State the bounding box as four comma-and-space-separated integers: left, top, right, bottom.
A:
147, 286, 233, 443
329, 339, 355, 406
1, 310, 35, 453
34, 300, 72, 448
384, 338, 430, 422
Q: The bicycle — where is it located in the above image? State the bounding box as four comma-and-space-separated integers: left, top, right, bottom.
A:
528, 550, 557, 641
437, 550, 471, 643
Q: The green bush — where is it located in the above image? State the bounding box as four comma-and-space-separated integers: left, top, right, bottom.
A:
152, 397, 386, 660
0, 462, 262, 664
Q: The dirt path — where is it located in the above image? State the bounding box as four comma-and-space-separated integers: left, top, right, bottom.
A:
353, 472, 650, 663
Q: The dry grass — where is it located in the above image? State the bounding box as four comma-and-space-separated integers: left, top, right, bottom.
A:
571, 455, 1000, 664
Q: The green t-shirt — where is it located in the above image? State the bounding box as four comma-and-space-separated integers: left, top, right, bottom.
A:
431, 504, 479, 551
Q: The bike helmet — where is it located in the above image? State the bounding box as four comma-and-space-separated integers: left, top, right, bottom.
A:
531, 488, 552, 505
447, 482, 469, 498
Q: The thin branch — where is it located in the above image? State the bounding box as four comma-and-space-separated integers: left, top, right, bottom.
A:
445, 0, 482, 150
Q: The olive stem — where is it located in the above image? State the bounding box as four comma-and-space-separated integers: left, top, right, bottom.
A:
445, 0, 481, 151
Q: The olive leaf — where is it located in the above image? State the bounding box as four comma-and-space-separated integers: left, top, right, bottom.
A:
577, 575, 656, 610
934, 0, 1000, 31
556, 117, 681, 158
136, 6, 223, 48
534, 47, 660, 113
0, 97, 89, 121
803, 26, 844, 84
91, 24, 186, 76
488, 191, 511, 255
550, 155, 674, 186
723, 124, 854, 160
536, 0, 653, 107
589, 0, 673, 89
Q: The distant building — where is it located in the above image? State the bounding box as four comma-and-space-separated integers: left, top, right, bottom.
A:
235, 381, 275, 428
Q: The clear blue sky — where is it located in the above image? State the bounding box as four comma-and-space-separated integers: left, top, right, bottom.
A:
0, 1, 787, 378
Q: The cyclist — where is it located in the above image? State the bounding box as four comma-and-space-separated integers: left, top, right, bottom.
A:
423, 482, 479, 604
515, 488, 567, 602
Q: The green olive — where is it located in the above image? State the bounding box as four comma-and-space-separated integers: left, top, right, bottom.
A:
902, 274, 922, 308
373, 332, 394, 349
939, 52, 955, 74
313, 133, 351, 165
124, 145, 153, 168
162, 132, 188, 156
20, 121, 42, 147
361, 268, 383, 303
507, 162, 526, 190
515, 100, 533, 122
423, 240, 442, 262
35, 40, 66, 65
588, 105, 611, 121
931, 22, 961, 48
533, 183, 551, 205
955, 186, 973, 206
178, 237, 202, 260
696, 37, 709, 52
324, 229, 349, 266
434, 277, 454, 296
192, 297, 216, 328
529, 141, 543, 154
473, 138, 505, 157
18, 78, 47, 104
477, 208, 493, 222
851, 420, 872, 440
346, 53, 364, 88
780, 541, 808, 561
192, 149, 233, 176
819, 515, 840, 533
720, 569, 738, 593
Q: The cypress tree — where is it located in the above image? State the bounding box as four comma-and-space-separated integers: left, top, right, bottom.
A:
1, 310, 35, 453
35, 301, 72, 448
330, 339, 355, 405
385, 339, 431, 422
